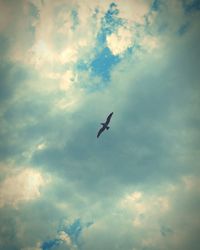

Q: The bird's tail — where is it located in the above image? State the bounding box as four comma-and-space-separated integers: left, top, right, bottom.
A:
106, 126, 110, 130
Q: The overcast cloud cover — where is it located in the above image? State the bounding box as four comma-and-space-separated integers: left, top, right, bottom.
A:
0, 0, 200, 249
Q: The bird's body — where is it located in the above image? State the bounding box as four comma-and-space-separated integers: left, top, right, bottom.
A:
97, 112, 113, 138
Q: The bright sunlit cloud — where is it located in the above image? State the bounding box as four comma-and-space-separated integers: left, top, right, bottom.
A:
0, 168, 48, 208
106, 27, 133, 55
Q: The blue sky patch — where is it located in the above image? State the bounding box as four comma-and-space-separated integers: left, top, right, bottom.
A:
40, 219, 84, 249
41, 239, 60, 250
90, 47, 120, 82
97, 2, 124, 45
65, 218, 82, 246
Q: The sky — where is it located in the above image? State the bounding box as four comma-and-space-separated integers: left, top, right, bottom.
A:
0, 0, 200, 249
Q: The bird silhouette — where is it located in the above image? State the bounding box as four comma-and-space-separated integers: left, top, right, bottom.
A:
97, 112, 113, 138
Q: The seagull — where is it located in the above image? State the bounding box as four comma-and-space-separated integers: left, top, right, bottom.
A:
97, 112, 113, 138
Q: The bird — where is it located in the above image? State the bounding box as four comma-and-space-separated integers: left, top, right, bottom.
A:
97, 112, 113, 138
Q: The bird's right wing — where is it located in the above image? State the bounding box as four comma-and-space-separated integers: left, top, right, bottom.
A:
106, 112, 113, 124
97, 127, 105, 138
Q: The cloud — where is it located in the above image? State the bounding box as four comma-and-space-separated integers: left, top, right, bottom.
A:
81, 176, 200, 250
22, 241, 42, 250
0, 34, 10, 58
39, 218, 93, 250
182, 0, 200, 13
140, 35, 159, 52
0, 1, 12, 33
31, 23, 200, 192
106, 26, 133, 55
117, 0, 149, 24
0, 168, 48, 208
0, 0, 199, 250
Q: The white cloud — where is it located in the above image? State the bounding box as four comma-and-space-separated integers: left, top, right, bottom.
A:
182, 175, 199, 190
59, 70, 77, 91
56, 98, 78, 111
106, 27, 133, 55
59, 48, 78, 64
120, 190, 170, 224
28, 40, 56, 68
116, 0, 149, 24
0, 168, 48, 208
140, 35, 160, 52
37, 142, 47, 151
82, 176, 200, 249
58, 231, 72, 246
125, 191, 142, 202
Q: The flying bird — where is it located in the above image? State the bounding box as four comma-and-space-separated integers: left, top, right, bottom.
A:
97, 112, 113, 138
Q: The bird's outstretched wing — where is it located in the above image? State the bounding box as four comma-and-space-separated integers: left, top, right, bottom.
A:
106, 112, 113, 124
97, 127, 105, 138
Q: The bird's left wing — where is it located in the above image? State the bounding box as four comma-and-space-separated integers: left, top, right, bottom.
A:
97, 127, 105, 138
106, 112, 113, 124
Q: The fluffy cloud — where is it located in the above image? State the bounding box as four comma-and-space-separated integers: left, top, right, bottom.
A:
0, 168, 48, 208
81, 176, 200, 250
106, 27, 133, 55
